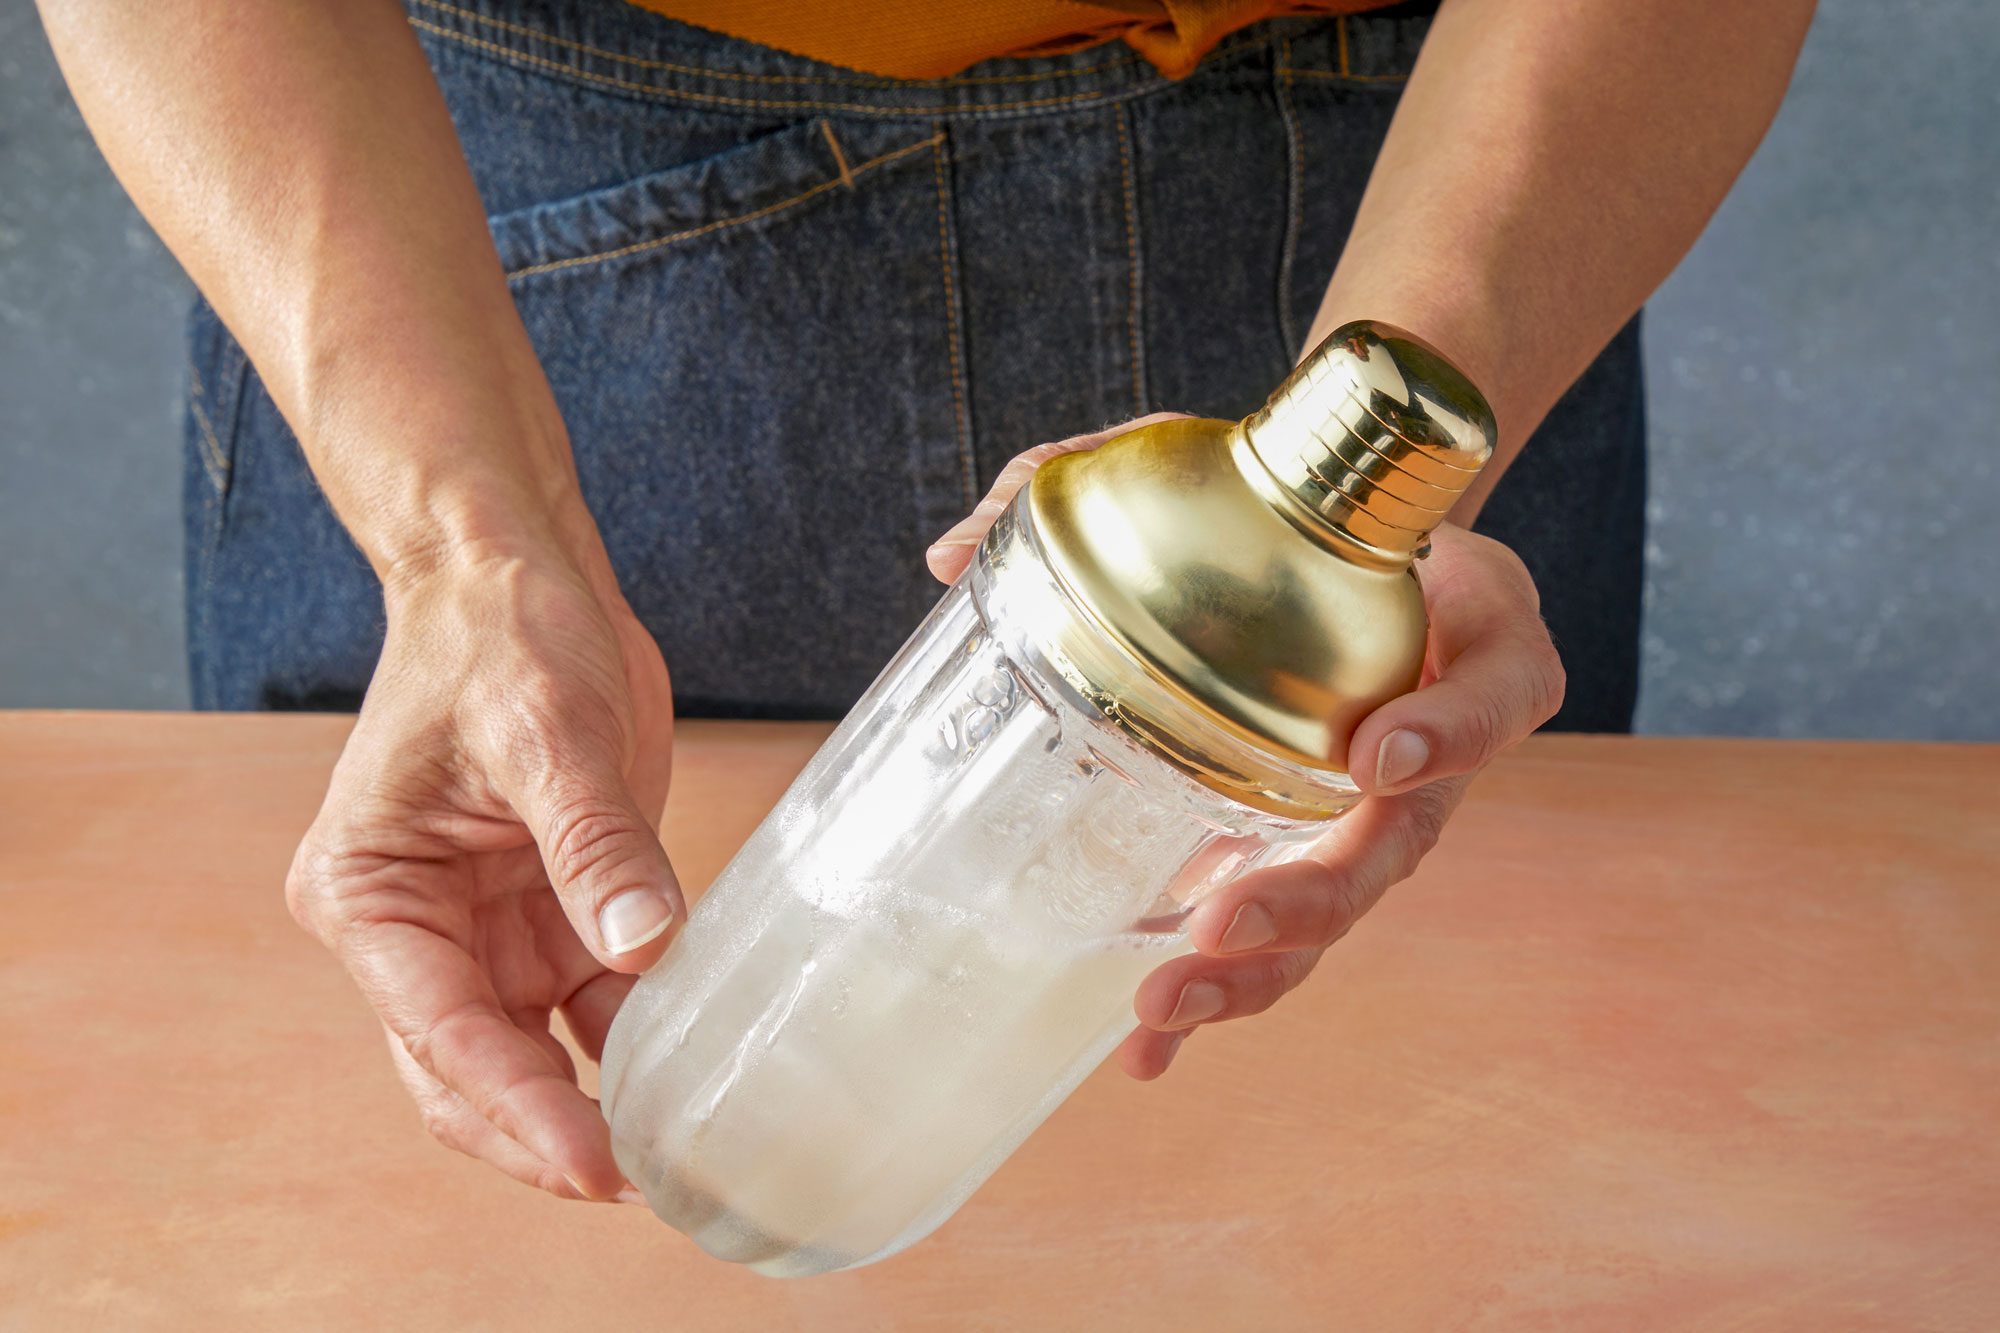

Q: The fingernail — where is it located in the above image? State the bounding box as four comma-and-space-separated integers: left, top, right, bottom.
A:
1165, 980, 1224, 1029
1377, 728, 1430, 788
599, 890, 674, 955
615, 1186, 647, 1206
1217, 903, 1277, 954
1161, 1030, 1190, 1071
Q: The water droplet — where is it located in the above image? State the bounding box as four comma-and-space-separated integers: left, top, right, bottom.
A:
972, 671, 1016, 710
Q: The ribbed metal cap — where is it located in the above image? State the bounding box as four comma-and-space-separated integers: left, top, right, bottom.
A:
1242, 321, 1496, 560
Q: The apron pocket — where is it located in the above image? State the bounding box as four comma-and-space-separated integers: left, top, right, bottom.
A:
492, 117, 976, 716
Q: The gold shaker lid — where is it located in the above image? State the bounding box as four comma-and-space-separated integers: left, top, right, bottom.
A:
1019, 322, 1496, 812
1242, 321, 1497, 560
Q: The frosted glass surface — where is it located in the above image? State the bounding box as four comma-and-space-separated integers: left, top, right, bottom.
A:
602, 527, 1334, 1276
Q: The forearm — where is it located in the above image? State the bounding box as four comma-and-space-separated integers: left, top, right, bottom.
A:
37, 0, 599, 586
1308, 0, 1815, 519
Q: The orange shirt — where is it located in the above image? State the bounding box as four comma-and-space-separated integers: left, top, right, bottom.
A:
624, 1, 1391, 80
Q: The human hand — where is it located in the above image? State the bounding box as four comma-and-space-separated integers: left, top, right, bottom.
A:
927, 419, 1564, 1079
285, 539, 683, 1201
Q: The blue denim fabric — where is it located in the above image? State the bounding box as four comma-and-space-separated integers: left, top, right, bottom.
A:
184, 0, 1642, 730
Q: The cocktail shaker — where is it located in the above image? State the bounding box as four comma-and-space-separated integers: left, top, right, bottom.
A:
601, 321, 1495, 1276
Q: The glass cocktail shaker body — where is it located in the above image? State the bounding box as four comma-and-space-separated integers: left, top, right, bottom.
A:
601, 324, 1497, 1276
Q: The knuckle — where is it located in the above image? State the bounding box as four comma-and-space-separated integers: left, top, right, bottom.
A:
1464, 687, 1514, 764
411, 1080, 478, 1155
1233, 950, 1320, 1017
418, 1106, 480, 1158
1491, 542, 1543, 611
1530, 639, 1569, 724
282, 836, 345, 941
398, 996, 492, 1112
1276, 947, 1322, 994
282, 858, 320, 935
417, 1105, 465, 1151
400, 998, 482, 1091
1298, 863, 1369, 949
544, 800, 643, 896
1398, 820, 1440, 876
1395, 783, 1462, 874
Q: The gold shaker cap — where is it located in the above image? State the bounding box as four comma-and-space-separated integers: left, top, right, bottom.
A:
1016, 321, 1496, 815
1243, 321, 1496, 559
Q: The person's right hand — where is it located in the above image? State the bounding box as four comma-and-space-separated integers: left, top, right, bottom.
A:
285, 540, 683, 1202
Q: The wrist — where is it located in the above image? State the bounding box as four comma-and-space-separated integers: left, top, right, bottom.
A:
281, 290, 612, 597
348, 416, 619, 611
304, 383, 617, 603
373, 481, 608, 595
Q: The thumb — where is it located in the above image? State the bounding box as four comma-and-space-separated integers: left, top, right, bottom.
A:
1350, 629, 1564, 796
1348, 532, 1565, 796
514, 757, 685, 972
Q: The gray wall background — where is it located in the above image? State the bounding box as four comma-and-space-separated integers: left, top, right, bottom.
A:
3, 1, 1995, 736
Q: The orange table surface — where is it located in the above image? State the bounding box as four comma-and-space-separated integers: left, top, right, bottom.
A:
2, 713, 1996, 1330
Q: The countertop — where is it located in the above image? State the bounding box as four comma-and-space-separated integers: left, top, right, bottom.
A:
2, 713, 1996, 1329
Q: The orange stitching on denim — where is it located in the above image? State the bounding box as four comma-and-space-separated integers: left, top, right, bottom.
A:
820, 120, 855, 189
1306, 16, 1411, 84
1285, 68, 1410, 85
930, 132, 976, 508
188, 358, 228, 491
1112, 104, 1145, 415
1275, 38, 1305, 358
505, 132, 942, 280
410, 0, 1149, 89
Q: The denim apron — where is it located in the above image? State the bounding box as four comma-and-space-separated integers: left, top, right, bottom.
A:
184, 0, 1645, 730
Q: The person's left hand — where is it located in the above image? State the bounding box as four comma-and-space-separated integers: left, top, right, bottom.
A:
926, 416, 1565, 1079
